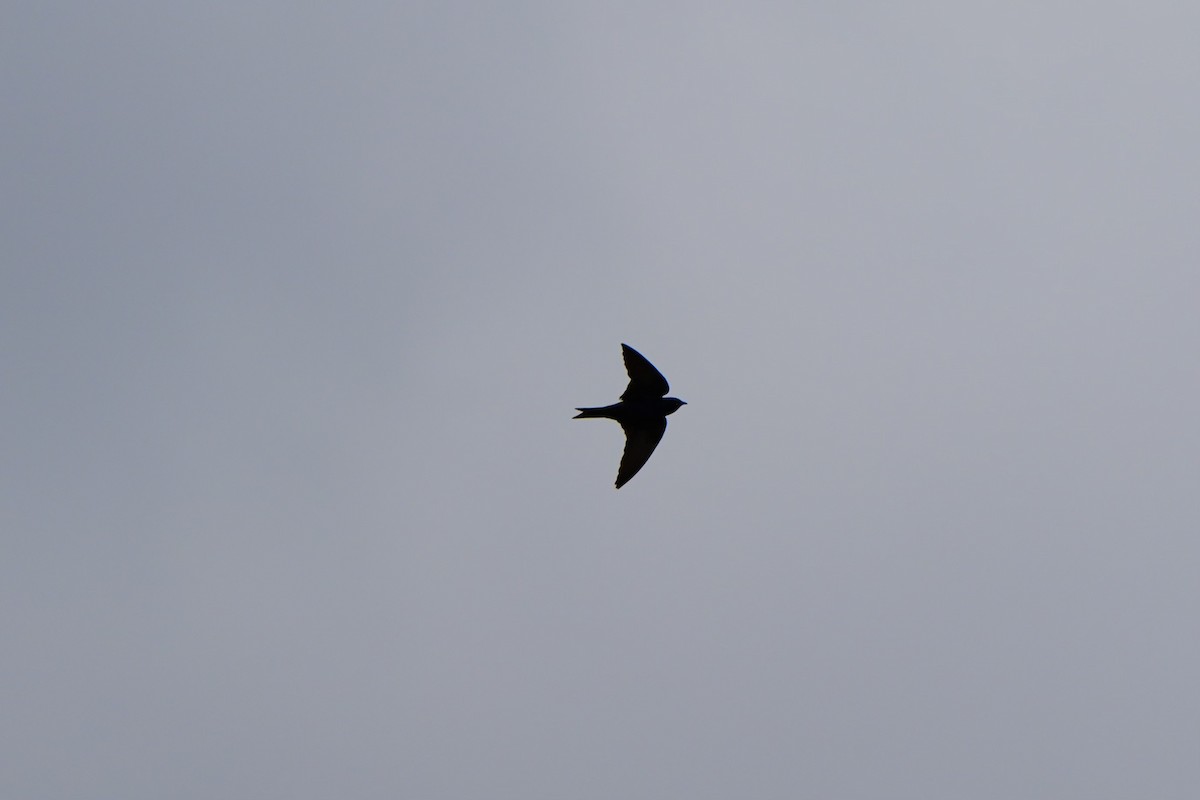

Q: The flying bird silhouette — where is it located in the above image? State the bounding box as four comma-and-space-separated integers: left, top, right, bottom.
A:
574, 344, 686, 489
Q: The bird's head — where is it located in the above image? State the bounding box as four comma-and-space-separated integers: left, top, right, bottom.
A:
663, 397, 687, 415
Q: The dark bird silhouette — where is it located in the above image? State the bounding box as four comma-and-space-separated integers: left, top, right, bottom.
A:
574, 344, 686, 489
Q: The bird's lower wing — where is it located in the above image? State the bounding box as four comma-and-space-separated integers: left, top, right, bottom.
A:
615, 417, 668, 489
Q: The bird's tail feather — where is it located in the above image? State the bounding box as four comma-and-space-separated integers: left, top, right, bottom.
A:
573, 407, 605, 419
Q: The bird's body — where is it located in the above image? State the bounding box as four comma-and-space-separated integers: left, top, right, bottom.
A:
573, 397, 685, 424
574, 344, 686, 489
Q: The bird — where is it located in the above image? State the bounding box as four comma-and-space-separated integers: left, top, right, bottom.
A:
574, 344, 686, 489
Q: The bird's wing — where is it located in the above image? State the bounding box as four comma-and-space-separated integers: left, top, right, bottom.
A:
615, 417, 668, 488
620, 344, 670, 400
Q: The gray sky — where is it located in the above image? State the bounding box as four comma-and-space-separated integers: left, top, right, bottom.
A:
4, 3, 1200, 798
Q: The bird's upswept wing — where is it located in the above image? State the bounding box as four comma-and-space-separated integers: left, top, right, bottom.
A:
615, 417, 668, 488
620, 344, 670, 401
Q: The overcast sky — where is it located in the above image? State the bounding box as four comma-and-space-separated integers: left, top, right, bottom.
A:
4, 3, 1200, 798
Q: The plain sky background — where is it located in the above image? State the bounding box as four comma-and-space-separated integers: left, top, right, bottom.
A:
4, 3, 1199, 798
